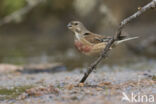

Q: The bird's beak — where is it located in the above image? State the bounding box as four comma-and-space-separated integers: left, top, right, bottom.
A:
67, 23, 72, 29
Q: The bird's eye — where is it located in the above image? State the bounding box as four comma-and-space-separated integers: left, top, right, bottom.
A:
84, 33, 90, 35
74, 23, 78, 25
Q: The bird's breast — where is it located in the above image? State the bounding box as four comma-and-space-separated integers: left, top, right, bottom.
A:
74, 40, 92, 53
74, 40, 109, 56
74, 32, 81, 40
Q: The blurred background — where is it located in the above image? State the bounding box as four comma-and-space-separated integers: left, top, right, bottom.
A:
0, 0, 155, 70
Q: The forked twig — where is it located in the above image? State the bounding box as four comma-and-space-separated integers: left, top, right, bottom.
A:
80, 0, 156, 83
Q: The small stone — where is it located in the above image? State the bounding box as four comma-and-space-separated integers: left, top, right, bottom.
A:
65, 84, 74, 90
96, 87, 103, 91
65, 77, 70, 80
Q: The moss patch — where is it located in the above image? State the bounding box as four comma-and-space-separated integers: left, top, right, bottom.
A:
0, 0, 26, 16
0, 86, 32, 100
152, 75, 156, 81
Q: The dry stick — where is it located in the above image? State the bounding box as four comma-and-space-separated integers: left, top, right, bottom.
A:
80, 0, 156, 83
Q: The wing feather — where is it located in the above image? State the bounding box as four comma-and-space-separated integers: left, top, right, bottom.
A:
83, 32, 111, 44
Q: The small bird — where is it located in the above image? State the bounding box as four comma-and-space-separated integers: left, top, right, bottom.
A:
67, 21, 138, 56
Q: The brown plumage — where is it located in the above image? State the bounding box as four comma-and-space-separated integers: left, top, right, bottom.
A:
83, 33, 112, 44
67, 21, 138, 56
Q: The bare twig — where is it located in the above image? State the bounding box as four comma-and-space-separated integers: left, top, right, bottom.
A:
0, 0, 45, 26
80, 0, 156, 83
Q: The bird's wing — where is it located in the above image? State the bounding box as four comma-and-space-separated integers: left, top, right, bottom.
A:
83, 32, 111, 44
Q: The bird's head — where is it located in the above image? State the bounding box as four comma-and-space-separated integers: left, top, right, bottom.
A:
67, 21, 88, 34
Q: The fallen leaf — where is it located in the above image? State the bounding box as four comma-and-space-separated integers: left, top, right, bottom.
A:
78, 83, 84, 87
98, 82, 112, 87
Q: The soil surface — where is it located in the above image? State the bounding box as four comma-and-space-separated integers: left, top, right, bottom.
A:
0, 60, 156, 104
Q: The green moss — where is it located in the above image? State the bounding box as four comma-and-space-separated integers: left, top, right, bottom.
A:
152, 75, 156, 81
0, 85, 32, 100
1, 0, 26, 16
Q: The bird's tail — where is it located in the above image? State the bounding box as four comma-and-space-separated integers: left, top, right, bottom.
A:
114, 36, 138, 46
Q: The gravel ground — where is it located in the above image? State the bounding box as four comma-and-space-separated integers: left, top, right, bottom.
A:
0, 61, 156, 104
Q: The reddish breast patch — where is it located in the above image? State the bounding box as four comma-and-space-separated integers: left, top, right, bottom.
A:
74, 41, 83, 47
82, 46, 91, 52
74, 41, 91, 53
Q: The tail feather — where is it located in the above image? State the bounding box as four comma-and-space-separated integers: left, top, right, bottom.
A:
115, 36, 138, 45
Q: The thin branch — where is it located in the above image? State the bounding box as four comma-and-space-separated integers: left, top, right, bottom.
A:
80, 0, 156, 83
0, 0, 45, 26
